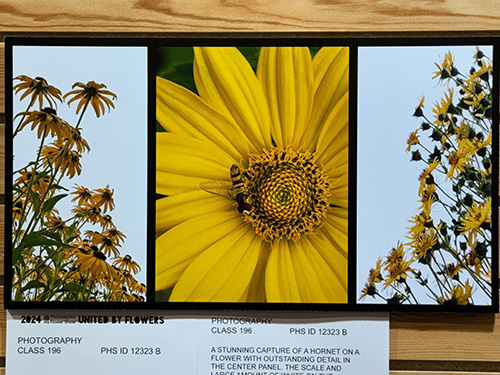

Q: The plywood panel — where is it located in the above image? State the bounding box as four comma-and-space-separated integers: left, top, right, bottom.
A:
1, 1, 500, 33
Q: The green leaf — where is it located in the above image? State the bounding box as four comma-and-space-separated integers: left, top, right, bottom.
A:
62, 283, 90, 294
20, 279, 46, 292
28, 188, 41, 214
157, 47, 197, 93
13, 230, 65, 264
41, 194, 67, 215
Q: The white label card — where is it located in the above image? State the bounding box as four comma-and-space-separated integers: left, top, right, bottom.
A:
7, 311, 389, 375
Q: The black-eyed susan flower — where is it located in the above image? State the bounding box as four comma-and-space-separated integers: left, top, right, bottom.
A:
41, 142, 82, 178
91, 185, 115, 213
64, 127, 90, 153
64, 81, 117, 118
113, 255, 141, 274
15, 169, 51, 196
73, 247, 114, 281
156, 46, 349, 303
71, 184, 93, 205
13, 75, 62, 109
16, 108, 70, 140
44, 213, 68, 236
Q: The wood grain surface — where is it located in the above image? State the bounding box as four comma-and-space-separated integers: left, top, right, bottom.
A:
0, 0, 500, 33
1, 2, 500, 373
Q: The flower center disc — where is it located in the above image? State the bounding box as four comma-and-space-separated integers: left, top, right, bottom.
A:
243, 147, 330, 241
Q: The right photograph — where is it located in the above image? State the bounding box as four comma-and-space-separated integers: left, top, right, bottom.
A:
357, 45, 495, 307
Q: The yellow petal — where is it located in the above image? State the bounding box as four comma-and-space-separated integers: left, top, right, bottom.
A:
169, 224, 264, 302
245, 241, 270, 302
257, 47, 314, 147
156, 191, 234, 238
295, 236, 347, 302
193, 47, 271, 150
322, 208, 348, 259
157, 76, 252, 160
312, 47, 344, 92
265, 240, 301, 302
266, 238, 346, 303
156, 210, 242, 291
315, 91, 349, 164
157, 132, 235, 195
302, 47, 349, 149
307, 229, 348, 298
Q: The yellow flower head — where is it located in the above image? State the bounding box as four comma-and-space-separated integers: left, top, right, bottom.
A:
113, 255, 141, 275
440, 281, 472, 305
156, 46, 349, 303
16, 108, 70, 140
91, 185, 115, 213
64, 81, 117, 118
41, 141, 82, 178
71, 184, 93, 205
73, 247, 114, 281
13, 75, 62, 109
405, 129, 420, 152
432, 52, 454, 82
459, 197, 491, 238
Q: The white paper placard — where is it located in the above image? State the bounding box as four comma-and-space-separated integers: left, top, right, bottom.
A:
7, 311, 389, 375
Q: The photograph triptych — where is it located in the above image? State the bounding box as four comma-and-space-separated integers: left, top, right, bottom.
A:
4, 37, 499, 312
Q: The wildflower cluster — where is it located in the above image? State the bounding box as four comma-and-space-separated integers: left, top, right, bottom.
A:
12, 75, 145, 302
360, 48, 493, 306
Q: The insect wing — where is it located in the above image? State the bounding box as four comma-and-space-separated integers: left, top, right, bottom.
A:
199, 180, 234, 201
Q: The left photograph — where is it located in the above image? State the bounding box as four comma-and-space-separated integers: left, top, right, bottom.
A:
8, 45, 148, 303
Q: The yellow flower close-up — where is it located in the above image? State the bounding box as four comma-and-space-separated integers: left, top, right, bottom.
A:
156, 46, 349, 303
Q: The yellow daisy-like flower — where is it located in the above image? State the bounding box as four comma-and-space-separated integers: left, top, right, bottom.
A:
440, 281, 472, 305
63, 81, 117, 118
460, 197, 491, 239
405, 129, 420, 152
16, 108, 70, 140
91, 185, 115, 213
113, 255, 141, 275
41, 142, 82, 178
156, 46, 349, 303
13, 75, 62, 109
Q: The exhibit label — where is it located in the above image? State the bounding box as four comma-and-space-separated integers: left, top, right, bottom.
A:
7, 311, 388, 375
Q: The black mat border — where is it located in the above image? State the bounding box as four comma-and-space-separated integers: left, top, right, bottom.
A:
4, 36, 499, 313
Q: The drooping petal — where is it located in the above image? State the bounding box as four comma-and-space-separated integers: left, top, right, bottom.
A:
257, 47, 314, 147
157, 132, 236, 195
265, 237, 347, 303
156, 191, 234, 238
193, 47, 272, 151
157, 76, 252, 160
156, 210, 242, 291
169, 224, 265, 302
302, 47, 349, 150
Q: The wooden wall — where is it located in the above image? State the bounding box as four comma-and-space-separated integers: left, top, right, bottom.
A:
0, 1, 500, 374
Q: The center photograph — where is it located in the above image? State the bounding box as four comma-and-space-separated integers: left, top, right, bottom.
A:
154, 45, 350, 304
